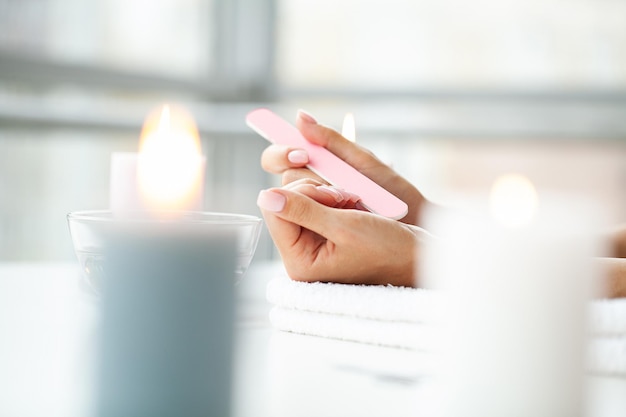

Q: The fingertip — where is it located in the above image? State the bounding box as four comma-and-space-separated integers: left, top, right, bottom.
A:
261, 145, 306, 174
257, 189, 286, 212
296, 109, 317, 125
261, 187, 333, 239
338, 189, 361, 204
287, 149, 309, 165
295, 113, 344, 151
316, 185, 344, 203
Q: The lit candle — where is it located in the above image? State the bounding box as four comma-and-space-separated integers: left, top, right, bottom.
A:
341, 112, 356, 142
68, 103, 263, 417
94, 104, 246, 417
422, 174, 601, 417
70, 103, 261, 290
109, 104, 206, 213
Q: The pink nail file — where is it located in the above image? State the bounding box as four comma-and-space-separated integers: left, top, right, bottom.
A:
246, 108, 408, 220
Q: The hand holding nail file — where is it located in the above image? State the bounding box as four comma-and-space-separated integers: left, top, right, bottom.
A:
246, 108, 408, 220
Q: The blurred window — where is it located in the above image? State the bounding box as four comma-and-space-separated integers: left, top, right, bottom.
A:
0, 0, 276, 261
0, 0, 212, 77
276, 0, 626, 91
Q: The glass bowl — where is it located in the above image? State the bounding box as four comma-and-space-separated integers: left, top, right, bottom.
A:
67, 210, 263, 293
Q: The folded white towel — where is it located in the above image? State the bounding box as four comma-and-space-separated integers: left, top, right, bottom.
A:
269, 306, 442, 351
266, 275, 626, 376
266, 275, 445, 324
267, 275, 626, 335
588, 298, 626, 336
588, 337, 626, 377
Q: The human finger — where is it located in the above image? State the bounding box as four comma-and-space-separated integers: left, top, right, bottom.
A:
282, 180, 343, 208
261, 144, 309, 174
257, 188, 336, 240
282, 177, 325, 190
295, 110, 409, 209
281, 168, 326, 186
295, 109, 384, 172
286, 182, 361, 209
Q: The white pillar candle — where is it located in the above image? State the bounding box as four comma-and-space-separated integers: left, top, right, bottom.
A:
109, 152, 143, 212
422, 175, 602, 417
109, 152, 206, 212
109, 105, 206, 213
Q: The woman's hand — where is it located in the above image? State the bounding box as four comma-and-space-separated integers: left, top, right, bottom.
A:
260, 110, 427, 226
257, 180, 431, 287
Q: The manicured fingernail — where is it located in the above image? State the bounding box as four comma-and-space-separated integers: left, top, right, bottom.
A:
288, 149, 309, 164
297, 109, 317, 124
317, 185, 344, 202
336, 188, 361, 203
348, 193, 362, 203
257, 190, 286, 212
355, 201, 368, 211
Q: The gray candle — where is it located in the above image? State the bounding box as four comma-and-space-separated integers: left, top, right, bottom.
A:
98, 228, 236, 417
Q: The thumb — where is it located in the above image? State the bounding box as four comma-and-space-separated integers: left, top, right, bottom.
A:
257, 188, 335, 239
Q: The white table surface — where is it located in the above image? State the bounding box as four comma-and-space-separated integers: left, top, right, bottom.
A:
0, 261, 624, 417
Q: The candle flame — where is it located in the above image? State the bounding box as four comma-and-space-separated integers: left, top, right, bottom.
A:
341, 112, 356, 142
137, 104, 204, 211
489, 174, 538, 228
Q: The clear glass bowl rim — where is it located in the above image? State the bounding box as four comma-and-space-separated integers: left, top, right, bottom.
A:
67, 209, 262, 225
